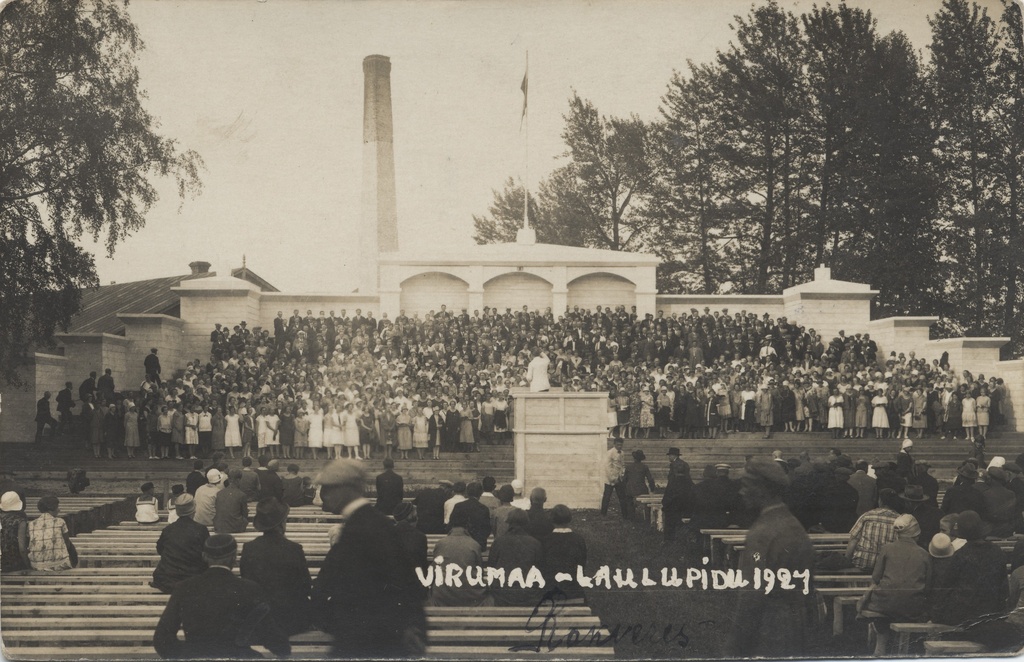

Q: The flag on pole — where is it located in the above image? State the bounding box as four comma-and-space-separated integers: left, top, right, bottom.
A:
520, 65, 528, 125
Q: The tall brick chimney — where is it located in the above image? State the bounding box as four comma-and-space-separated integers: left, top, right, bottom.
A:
359, 54, 398, 293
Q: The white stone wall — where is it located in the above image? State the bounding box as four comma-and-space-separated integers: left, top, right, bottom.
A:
656, 294, 785, 318
120, 315, 185, 391
0, 354, 67, 443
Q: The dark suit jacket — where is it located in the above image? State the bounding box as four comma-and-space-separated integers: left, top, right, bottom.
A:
185, 471, 207, 496
375, 470, 404, 516
213, 486, 249, 534
394, 520, 429, 601
154, 566, 290, 659
413, 487, 448, 534
311, 504, 426, 657
526, 506, 554, 541
256, 468, 284, 503
240, 530, 312, 636
450, 498, 492, 551
152, 517, 210, 594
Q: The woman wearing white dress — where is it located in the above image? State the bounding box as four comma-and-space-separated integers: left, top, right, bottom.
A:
325, 405, 344, 459
871, 390, 889, 439
224, 407, 242, 450
961, 391, 977, 442
307, 406, 325, 460
827, 389, 844, 439
256, 407, 271, 452
265, 408, 281, 459
341, 403, 361, 459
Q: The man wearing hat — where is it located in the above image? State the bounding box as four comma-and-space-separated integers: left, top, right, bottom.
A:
724, 459, 813, 657
661, 447, 693, 542
239, 498, 312, 636
392, 503, 428, 600
941, 463, 988, 517
154, 534, 290, 659
900, 484, 941, 550
312, 459, 426, 657
151, 494, 209, 594
909, 460, 939, 507
817, 467, 860, 533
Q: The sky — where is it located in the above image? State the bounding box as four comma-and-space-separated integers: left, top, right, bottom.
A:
84, 0, 998, 292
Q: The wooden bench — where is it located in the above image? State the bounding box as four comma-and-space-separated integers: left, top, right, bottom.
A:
923, 640, 987, 655
889, 622, 958, 655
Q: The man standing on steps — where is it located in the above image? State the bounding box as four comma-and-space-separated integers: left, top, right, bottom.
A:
55, 382, 76, 436
662, 447, 693, 543
145, 347, 162, 386
34, 391, 56, 443
601, 437, 628, 518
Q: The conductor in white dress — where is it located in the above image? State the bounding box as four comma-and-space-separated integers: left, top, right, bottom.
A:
526, 348, 551, 393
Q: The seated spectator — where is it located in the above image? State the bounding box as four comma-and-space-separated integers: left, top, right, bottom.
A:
900, 485, 942, 551
256, 456, 284, 504
941, 463, 987, 517
857, 515, 931, 656
489, 509, 544, 606
541, 505, 588, 600
166, 484, 186, 525
236, 457, 261, 503
479, 476, 501, 515
450, 481, 491, 551
982, 466, 1017, 537
393, 503, 429, 600
510, 479, 530, 510
939, 514, 966, 553
413, 480, 452, 534
846, 488, 901, 571
491, 485, 516, 539
151, 494, 209, 593
526, 487, 554, 541
374, 458, 404, 515
154, 534, 290, 659
927, 533, 957, 623
27, 496, 76, 571
281, 464, 306, 507
194, 469, 224, 527
0, 491, 29, 573
213, 469, 249, 534
185, 459, 207, 496
443, 481, 467, 526
136, 482, 160, 524
818, 467, 859, 533
931, 511, 1010, 642
428, 509, 489, 607
240, 498, 312, 636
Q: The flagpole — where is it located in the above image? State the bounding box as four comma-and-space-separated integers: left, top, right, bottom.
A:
523, 50, 529, 232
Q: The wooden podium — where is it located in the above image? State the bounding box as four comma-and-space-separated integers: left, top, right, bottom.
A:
512, 390, 609, 509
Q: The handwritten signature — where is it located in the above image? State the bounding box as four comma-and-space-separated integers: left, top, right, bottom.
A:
509, 589, 691, 652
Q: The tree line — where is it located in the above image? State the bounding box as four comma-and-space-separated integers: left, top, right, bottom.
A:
473, 0, 1024, 358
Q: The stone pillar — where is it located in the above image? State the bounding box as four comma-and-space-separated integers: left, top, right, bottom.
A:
512, 391, 609, 508
118, 314, 185, 390
0, 353, 67, 443
361, 54, 399, 294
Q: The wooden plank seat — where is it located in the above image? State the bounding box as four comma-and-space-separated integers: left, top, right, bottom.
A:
889, 622, 958, 655
0, 645, 614, 660
0, 604, 595, 617
923, 640, 987, 655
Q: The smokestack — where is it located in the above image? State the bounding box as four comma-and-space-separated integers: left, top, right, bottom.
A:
360, 54, 398, 293
189, 261, 212, 275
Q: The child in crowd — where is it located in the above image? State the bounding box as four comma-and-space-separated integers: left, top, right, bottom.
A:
135, 482, 160, 524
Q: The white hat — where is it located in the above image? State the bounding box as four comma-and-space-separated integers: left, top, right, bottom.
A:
206, 469, 224, 485
901, 439, 914, 450
988, 457, 1006, 470
0, 491, 23, 512
511, 479, 524, 495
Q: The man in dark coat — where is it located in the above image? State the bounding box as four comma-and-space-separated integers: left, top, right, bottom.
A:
392, 503, 429, 601
817, 467, 860, 533
312, 460, 426, 658
144, 348, 162, 385
724, 459, 814, 658
34, 391, 56, 443
413, 480, 452, 534
55, 382, 76, 436
213, 469, 249, 534
154, 534, 290, 659
895, 439, 916, 480
151, 495, 209, 594
942, 464, 988, 517
375, 457, 404, 515
185, 460, 207, 496
901, 484, 942, 550
450, 481, 492, 551
690, 464, 742, 530
239, 498, 312, 636
236, 457, 261, 502
78, 372, 97, 404
257, 456, 284, 504
849, 460, 878, 516
96, 368, 115, 400
662, 447, 693, 541
525, 487, 554, 541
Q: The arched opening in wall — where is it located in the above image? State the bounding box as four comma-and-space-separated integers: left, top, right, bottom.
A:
400, 272, 470, 317
567, 273, 636, 312
483, 272, 553, 314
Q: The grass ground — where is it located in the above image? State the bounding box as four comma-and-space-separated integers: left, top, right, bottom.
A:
571, 509, 866, 659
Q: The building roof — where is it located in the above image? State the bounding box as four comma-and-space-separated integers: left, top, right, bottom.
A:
66, 268, 276, 336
